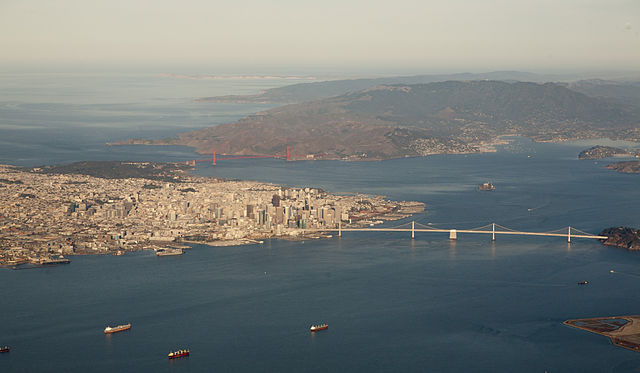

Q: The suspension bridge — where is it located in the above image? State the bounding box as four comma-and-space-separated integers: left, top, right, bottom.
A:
307, 221, 607, 243
186, 145, 325, 166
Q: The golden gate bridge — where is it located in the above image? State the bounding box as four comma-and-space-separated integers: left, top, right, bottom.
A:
186, 145, 325, 166
308, 221, 607, 242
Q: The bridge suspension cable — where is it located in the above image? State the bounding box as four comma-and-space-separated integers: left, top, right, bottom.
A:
307, 221, 607, 242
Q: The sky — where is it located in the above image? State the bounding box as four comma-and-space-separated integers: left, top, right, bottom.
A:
1, 0, 639, 73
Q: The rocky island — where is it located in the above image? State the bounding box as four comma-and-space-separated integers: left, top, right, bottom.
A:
599, 227, 640, 250
578, 145, 639, 160
605, 161, 640, 173
0, 162, 424, 266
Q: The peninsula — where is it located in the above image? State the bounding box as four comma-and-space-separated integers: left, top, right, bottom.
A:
115, 81, 640, 160
0, 162, 424, 266
564, 316, 640, 352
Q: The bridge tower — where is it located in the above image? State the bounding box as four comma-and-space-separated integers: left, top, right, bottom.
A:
568, 226, 571, 243
212, 150, 216, 166
286, 145, 290, 162
338, 220, 342, 237
449, 229, 457, 240
411, 221, 415, 239
492, 223, 495, 241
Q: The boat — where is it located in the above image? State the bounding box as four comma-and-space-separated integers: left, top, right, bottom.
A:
155, 248, 183, 256
478, 182, 495, 191
310, 324, 328, 332
104, 323, 131, 334
168, 349, 190, 359
0, 346, 9, 353
578, 281, 589, 285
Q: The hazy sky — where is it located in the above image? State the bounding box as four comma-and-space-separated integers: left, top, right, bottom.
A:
1, 0, 639, 72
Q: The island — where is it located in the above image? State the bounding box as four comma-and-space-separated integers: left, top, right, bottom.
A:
114, 81, 640, 161
0, 162, 424, 266
605, 161, 640, 174
599, 227, 640, 250
578, 145, 640, 160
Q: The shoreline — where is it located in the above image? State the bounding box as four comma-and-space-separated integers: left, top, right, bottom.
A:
107, 136, 517, 161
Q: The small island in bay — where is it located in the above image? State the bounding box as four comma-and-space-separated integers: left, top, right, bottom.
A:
605, 161, 640, 174
578, 145, 639, 160
0, 162, 424, 267
599, 227, 640, 250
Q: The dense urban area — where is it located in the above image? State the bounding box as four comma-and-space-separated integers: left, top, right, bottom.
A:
0, 163, 424, 266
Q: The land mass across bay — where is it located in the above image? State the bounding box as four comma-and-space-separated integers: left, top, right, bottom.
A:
113, 80, 640, 161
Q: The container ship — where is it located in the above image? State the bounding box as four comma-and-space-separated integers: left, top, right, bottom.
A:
168, 349, 190, 359
310, 324, 328, 332
104, 323, 131, 334
0, 346, 9, 353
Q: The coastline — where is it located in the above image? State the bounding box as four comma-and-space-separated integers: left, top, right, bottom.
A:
108, 136, 516, 161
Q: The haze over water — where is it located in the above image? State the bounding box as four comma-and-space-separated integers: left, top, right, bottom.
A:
2, 74, 640, 372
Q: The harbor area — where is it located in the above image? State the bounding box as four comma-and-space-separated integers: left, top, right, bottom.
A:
564, 316, 640, 352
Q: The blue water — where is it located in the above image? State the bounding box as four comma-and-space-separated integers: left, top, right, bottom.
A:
2, 74, 640, 372
0, 73, 307, 166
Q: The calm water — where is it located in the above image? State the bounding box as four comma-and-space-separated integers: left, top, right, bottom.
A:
2, 74, 640, 372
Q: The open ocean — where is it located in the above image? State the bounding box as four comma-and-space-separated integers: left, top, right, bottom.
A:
1, 73, 640, 372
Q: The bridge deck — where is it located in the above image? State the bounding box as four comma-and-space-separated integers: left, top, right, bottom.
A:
306, 228, 606, 240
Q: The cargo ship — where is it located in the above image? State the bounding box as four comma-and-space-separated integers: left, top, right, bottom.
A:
168, 349, 190, 359
155, 248, 183, 256
310, 324, 328, 332
104, 323, 131, 334
0, 346, 9, 353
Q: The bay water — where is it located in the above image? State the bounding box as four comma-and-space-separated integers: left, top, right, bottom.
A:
1, 74, 640, 372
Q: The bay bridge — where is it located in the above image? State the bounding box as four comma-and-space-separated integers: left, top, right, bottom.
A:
307, 221, 607, 243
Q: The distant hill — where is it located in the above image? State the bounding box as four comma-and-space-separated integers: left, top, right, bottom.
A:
563, 79, 640, 108
119, 81, 640, 160
198, 71, 553, 104
198, 72, 640, 107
